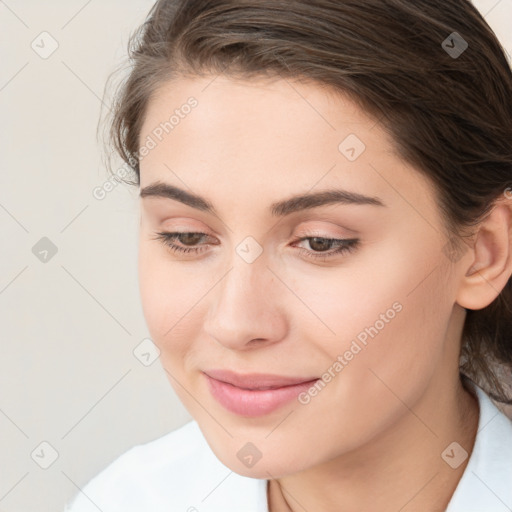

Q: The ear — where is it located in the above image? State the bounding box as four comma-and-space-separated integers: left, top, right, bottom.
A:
456, 197, 512, 310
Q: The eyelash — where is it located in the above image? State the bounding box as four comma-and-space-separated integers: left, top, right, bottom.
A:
151, 231, 359, 261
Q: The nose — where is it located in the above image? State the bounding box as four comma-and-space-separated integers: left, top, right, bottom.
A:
203, 252, 288, 351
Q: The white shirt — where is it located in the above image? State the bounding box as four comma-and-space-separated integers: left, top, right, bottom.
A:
64, 380, 512, 512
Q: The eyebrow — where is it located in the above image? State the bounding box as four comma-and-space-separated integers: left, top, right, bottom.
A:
139, 181, 386, 216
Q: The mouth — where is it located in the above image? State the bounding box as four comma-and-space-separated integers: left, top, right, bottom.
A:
202, 370, 319, 417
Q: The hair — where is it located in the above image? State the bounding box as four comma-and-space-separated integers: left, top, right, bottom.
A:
100, 0, 512, 403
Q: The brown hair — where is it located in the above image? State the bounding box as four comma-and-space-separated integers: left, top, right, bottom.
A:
102, 0, 512, 403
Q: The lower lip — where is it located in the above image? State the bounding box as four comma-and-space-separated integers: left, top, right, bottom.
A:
204, 373, 319, 417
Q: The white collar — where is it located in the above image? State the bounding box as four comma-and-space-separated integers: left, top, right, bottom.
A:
445, 379, 512, 511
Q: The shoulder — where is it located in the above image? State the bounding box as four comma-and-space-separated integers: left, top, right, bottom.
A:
63, 420, 213, 512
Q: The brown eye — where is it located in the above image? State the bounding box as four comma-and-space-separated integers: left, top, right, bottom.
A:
292, 236, 360, 261
307, 237, 334, 252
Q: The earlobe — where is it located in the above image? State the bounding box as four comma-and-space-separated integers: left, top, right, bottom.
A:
456, 200, 512, 311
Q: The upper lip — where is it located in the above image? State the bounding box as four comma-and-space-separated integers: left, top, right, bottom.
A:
203, 369, 319, 390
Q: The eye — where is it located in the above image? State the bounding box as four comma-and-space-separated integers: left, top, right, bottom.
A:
151, 231, 359, 261
291, 235, 359, 261
151, 231, 214, 255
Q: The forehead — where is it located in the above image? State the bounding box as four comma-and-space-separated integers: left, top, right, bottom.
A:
140, 74, 380, 148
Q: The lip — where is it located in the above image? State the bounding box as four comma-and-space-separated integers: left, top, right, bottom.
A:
203, 369, 319, 389
203, 369, 319, 417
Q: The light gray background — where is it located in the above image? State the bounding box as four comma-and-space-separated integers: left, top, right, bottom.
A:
0, 1, 511, 511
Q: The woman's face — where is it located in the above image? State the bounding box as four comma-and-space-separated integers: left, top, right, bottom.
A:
137, 75, 466, 478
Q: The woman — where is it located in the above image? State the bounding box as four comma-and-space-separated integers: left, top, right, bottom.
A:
65, 0, 512, 510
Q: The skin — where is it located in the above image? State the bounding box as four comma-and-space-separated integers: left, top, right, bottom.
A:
136, 74, 512, 512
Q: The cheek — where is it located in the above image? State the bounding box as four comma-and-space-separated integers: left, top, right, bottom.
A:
137, 241, 201, 348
